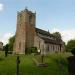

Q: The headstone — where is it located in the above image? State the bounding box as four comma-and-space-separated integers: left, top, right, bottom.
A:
41, 54, 44, 63
16, 56, 20, 75
68, 56, 75, 75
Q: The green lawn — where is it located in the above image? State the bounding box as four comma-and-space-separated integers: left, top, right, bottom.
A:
0, 51, 71, 75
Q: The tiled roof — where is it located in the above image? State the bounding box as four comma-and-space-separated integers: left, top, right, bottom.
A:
41, 36, 62, 45
35, 28, 54, 37
35, 28, 63, 45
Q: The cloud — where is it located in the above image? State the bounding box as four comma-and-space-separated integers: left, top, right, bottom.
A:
0, 3, 4, 11
0, 33, 14, 45
51, 28, 75, 44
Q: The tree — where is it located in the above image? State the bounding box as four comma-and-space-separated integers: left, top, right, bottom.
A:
3, 35, 15, 54
66, 39, 75, 52
8, 35, 15, 52
71, 47, 75, 55
53, 32, 61, 39
3, 35, 15, 56
3, 44, 9, 57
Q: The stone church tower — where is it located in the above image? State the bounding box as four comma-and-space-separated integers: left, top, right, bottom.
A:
14, 9, 36, 54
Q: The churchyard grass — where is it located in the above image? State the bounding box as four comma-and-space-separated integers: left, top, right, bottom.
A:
0, 51, 71, 75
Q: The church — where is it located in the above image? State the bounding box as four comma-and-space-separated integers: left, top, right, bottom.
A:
13, 8, 65, 54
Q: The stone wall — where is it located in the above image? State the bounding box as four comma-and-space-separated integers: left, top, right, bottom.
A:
34, 36, 64, 55
34, 36, 45, 54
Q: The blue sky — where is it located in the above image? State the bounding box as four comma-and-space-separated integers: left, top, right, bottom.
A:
0, 0, 75, 44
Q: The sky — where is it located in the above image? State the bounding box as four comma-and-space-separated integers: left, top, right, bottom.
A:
0, 0, 75, 45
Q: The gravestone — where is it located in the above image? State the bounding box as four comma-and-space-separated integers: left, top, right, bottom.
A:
68, 48, 75, 75
37, 54, 48, 67
16, 56, 20, 75
68, 56, 75, 75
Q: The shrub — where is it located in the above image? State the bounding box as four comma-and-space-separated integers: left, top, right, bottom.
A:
71, 47, 75, 55
26, 47, 37, 54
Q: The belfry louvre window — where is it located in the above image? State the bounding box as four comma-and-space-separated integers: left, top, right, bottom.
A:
29, 15, 32, 23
